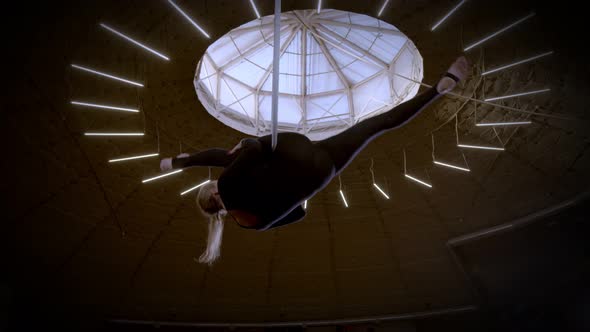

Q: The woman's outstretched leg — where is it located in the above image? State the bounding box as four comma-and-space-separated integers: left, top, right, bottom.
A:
315, 56, 469, 174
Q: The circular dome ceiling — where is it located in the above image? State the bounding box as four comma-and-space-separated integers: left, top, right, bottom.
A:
195, 9, 423, 140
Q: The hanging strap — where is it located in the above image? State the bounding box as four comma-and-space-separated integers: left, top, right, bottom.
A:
271, 0, 281, 151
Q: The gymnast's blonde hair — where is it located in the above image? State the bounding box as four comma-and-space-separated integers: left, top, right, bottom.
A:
195, 180, 226, 265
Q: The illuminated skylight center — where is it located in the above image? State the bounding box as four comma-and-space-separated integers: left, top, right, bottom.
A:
195, 9, 423, 140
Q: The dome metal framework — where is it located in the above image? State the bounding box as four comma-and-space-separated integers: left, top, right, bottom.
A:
195, 9, 424, 140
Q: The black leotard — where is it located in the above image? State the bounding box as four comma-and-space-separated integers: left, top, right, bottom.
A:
172, 84, 445, 231
172, 133, 333, 231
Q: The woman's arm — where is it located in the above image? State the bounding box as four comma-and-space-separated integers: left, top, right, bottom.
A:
170, 148, 237, 169
163, 137, 263, 170
220, 138, 264, 177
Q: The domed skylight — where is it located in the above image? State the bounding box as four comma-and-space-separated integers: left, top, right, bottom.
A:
195, 9, 423, 140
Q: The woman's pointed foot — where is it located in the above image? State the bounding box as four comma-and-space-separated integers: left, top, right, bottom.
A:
436, 56, 469, 94
160, 158, 173, 172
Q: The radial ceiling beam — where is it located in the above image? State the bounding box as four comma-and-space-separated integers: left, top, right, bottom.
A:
307, 95, 350, 132
303, 19, 354, 124
295, 13, 349, 89
313, 19, 405, 37
220, 76, 257, 127
315, 24, 389, 69
255, 27, 301, 92
198, 62, 216, 97
310, 32, 354, 122
231, 19, 297, 34
218, 24, 294, 72
252, 26, 299, 130
203, 52, 222, 104
221, 72, 256, 92
352, 69, 387, 89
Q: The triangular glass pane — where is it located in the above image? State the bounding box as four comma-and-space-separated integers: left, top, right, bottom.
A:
207, 35, 239, 68
306, 34, 334, 76
225, 60, 266, 88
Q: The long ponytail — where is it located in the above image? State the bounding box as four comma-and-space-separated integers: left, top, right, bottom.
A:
197, 211, 226, 265
196, 181, 226, 265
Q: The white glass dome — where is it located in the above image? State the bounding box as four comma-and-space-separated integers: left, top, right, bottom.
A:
195, 9, 423, 140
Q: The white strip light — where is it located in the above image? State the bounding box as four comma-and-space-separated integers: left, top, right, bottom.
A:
109, 153, 159, 163
458, 144, 505, 151
434, 161, 470, 172
476, 121, 532, 127
431, 0, 466, 31
71, 64, 144, 87
404, 174, 432, 188
373, 183, 390, 199
484, 89, 550, 102
339, 190, 349, 207
71, 101, 139, 113
180, 179, 211, 195
482, 51, 554, 76
464, 12, 535, 51
142, 169, 183, 183
167, 0, 210, 38
85, 132, 144, 136
304, 200, 308, 210
100, 23, 170, 61
249, 0, 261, 19
377, 0, 391, 17
317, 0, 322, 14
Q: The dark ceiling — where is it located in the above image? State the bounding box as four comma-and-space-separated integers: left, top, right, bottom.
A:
4, 0, 590, 331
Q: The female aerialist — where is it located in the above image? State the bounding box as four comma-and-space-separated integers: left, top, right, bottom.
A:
160, 56, 469, 264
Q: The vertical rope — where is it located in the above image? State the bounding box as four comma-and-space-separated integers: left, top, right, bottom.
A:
459, 23, 464, 52
473, 98, 478, 125
462, 151, 470, 169
493, 127, 504, 147
369, 158, 376, 183
481, 48, 486, 101
431, 133, 436, 161
455, 115, 460, 145
403, 148, 407, 174
141, 94, 146, 133
156, 124, 160, 153
271, 0, 281, 151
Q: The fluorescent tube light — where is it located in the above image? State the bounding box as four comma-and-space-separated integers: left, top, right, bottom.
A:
180, 179, 211, 195
71, 101, 139, 113
109, 153, 159, 163
142, 169, 183, 183
71, 64, 143, 87
100, 23, 170, 61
